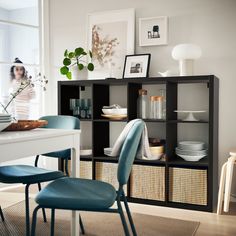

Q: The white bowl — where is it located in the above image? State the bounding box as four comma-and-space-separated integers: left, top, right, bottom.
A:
102, 108, 127, 115
177, 154, 206, 162
0, 122, 12, 132
80, 149, 92, 156
178, 141, 205, 151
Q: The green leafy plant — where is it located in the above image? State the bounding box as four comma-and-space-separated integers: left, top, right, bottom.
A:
60, 47, 94, 80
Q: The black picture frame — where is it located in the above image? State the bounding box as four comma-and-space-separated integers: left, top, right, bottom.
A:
122, 54, 151, 79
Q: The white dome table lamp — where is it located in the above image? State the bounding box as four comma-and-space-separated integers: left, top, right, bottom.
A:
172, 44, 202, 76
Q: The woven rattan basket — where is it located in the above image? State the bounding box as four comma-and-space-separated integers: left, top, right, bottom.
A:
95, 162, 127, 194
169, 167, 207, 205
130, 165, 165, 201
67, 160, 92, 179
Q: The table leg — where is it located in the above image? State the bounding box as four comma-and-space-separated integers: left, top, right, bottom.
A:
224, 155, 236, 212
71, 134, 80, 236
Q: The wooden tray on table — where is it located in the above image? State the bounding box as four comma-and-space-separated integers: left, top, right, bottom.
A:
4, 120, 48, 131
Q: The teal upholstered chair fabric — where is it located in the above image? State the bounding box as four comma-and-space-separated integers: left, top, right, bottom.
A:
31, 119, 144, 236
0, 115, 82, 236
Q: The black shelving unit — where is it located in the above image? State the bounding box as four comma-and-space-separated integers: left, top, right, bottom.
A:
58, 75, 219, 212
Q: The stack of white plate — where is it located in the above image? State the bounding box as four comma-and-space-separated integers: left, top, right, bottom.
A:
0, 114, 12, 132
104, 147, 113, 156
176, 141, 207, 162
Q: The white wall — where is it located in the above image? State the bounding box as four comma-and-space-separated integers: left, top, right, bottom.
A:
48, 0, 236, 190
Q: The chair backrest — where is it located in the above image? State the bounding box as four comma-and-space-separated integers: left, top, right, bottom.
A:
117, 120, 144, 186
39, 115, 80, 159
40, 115, 80, 130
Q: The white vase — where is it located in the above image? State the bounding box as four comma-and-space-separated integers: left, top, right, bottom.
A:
71, 66, 88, 80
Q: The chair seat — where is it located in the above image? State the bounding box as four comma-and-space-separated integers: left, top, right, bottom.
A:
35, 177, 117, 211
0, 165, 64, 184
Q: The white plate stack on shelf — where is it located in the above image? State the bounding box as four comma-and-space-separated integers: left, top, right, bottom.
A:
0, 114, 12, 132
104, 147, 113, 157
175, 141, 207, 162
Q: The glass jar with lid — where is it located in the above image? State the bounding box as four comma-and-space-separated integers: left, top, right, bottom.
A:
137, 89, 148, 119
150, 96, 164, 119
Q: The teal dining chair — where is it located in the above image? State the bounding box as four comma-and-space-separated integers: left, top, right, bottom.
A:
0, 115, 84, 236
31, 119, 144, 236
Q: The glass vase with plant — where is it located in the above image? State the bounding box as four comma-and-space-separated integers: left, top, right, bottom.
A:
60, 47, 94, 80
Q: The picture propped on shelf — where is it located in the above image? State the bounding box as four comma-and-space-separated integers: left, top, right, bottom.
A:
139, 16, 168, 46
87, 9, 135, 79
123, 54, 151, 79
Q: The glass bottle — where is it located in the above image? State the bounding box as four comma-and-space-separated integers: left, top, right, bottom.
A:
137, 89, 148, 119
159, 89, 166, 119
150, 96, 163, 119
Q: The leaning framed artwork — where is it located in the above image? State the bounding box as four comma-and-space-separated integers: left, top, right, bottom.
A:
87, 9, 135, 79
123, 54, 151, 79
139, 16, 168, 46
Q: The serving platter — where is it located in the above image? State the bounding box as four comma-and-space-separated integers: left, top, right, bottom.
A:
4, 120, 48, 131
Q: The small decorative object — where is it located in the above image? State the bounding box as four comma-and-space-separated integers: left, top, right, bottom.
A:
137, 89, 148, 119
4, 120, 48, 131
174, 110, 206, 121
175, 141, 207, 162
0, 73, 48, 118
87, 8, 135, 79
139, 16, 168, 46
172, 44, 202, 76
123, 54, 151, 79
158, 70, 171, 77
60, 47, 94, 80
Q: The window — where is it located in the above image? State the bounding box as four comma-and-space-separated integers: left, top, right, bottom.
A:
0, 0, 42, 119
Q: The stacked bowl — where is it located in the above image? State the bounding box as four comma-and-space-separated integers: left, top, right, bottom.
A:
175, 141, 207, 162
0, 114, 12, 132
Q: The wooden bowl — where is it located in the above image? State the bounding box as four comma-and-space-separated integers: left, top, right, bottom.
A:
4, 120, 48, 131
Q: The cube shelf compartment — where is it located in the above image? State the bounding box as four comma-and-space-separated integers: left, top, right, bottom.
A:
58, 75, 219, 212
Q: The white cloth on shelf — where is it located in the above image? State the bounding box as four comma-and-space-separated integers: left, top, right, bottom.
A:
110, 119, 152, 159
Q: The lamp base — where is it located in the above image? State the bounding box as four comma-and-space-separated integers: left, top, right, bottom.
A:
179, 59, 194, 76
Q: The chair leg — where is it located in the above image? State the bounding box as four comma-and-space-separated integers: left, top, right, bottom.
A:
79, 214, 85, 235
0, 206, 5, 221
25, 184, 31, 236
224, 156, 236, 212
122, 194, 137, 236
217, 162, 227, 214
51, 209, 55, 236
37, 183, 47, 222
117, 199, 130, 236
31, 205, 41, 236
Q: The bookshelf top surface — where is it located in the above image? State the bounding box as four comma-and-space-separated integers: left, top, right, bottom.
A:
58, 75, 218, 86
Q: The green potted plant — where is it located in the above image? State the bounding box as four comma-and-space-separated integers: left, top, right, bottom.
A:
60, 47, 94, 80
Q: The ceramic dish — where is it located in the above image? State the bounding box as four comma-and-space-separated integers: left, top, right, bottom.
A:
101, 114, 127, 120
104, 147, 113, 156
174, 110, 206, 121
102, 108, 127, 115
175, 147, 207, 156
177, 154, 206, 162
4, 120, 48, 131
0, 122, 12, 132
178, 141, 205, 151
80, 149, 92, 156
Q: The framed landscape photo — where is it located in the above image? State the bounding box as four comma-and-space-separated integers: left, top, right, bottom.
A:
123, 54, 151, 79
87, 8, 135, 79
139, 16, 168, 46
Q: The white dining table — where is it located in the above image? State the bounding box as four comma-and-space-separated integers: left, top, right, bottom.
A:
0, 128, 81, 236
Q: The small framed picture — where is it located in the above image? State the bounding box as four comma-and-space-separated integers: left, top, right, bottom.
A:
123, 54, 151, 79
139, 16, 168, 46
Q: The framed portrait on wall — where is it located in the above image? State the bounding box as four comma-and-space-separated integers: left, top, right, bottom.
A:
123, 54, 151, 79
139, 16, 168, 46
87, 8, 135, 79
